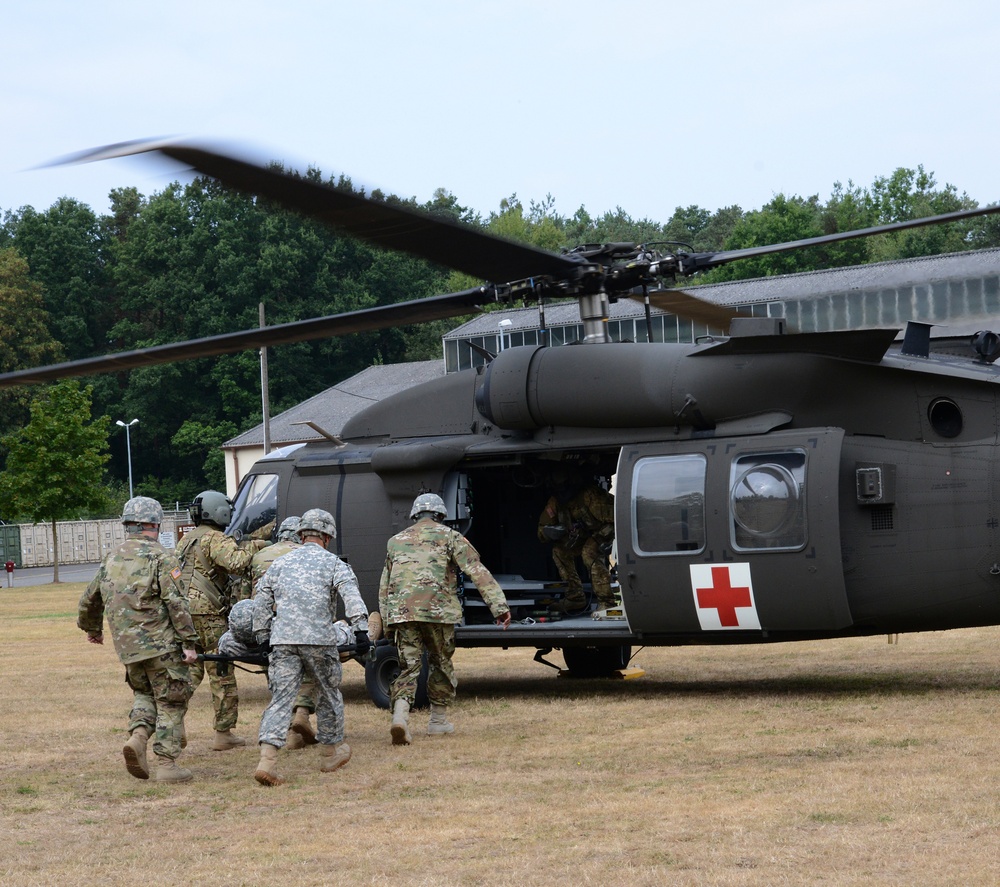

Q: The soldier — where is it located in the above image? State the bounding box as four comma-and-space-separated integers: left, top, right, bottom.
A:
251, 507, 368, 786
250, 516, 302, 593
77, 496, 200, 784
537, 472, 617, 611
379, 493, 511, 746
250, 516, 317, 750
175, 489, 265, 751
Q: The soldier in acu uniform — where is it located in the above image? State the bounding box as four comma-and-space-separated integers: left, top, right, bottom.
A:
175, 490, 265, 751
250, 516, 317, 750
251, 508, 368, 786
77, 496, 200, 784
379, 493, 511, 746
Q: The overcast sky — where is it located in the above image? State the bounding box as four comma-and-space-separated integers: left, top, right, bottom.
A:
5, 0, 1000, 227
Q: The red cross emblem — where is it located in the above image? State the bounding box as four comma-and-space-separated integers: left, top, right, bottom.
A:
689, 563, 760, 631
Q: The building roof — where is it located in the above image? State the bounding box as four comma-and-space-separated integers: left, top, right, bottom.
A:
223, 360, 444, 448
445, 247, 1000, 336
446, 297, 656, 337
682, 246, 1000, 307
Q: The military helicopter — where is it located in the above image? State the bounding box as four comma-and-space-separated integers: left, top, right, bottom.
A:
7, 139, 1000, 706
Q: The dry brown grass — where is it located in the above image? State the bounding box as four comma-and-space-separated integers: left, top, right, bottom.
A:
4, 583, 1000, 886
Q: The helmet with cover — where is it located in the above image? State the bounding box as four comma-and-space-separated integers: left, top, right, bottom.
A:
298, 508, 337, 539
410, 493, 447, 520
122, 496, 164, 527
227, 599, 256, 646
276, 516, 301, 542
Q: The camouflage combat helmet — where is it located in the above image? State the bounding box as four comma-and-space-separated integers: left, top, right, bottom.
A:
410, 493, 447, 520
189, 490, 232, 527
277, 516, 301, 542
299, 508, 337, 539
121, 495, 164, 526
227, 599, 256, 646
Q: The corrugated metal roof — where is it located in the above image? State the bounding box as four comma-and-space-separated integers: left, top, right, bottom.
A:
446, 297, 653, 337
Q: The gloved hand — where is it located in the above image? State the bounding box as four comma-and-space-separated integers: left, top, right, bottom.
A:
353, 628, 371, 655
254, 631, 271, 649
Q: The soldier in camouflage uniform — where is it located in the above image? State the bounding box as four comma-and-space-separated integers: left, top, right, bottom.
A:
175, 490, 265, 751
77, 496, 200, 784
379, 493, 510, 745
250, 516, 317, 750
251, 507, 368, 786
537, 472, 617, 611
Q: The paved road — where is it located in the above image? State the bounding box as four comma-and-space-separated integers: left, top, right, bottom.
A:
3, 562, 100, 588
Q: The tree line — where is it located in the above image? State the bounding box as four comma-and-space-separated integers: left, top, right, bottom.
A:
0, 161, 997, 520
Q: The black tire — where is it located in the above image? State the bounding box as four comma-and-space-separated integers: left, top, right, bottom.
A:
561, 644, 632, 678
364, 644, 429, 709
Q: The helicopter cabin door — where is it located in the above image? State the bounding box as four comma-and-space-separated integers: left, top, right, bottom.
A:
616, 428, 852, 636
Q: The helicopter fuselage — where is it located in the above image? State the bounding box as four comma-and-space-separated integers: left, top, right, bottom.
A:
228, 331, 1000, 669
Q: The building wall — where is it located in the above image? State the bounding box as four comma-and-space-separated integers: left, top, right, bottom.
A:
225, 444, 266, 499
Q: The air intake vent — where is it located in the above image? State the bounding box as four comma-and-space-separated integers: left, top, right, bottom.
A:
870, 505, 894, 531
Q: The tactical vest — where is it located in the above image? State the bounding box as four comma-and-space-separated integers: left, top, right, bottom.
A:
175, 524, 230, 614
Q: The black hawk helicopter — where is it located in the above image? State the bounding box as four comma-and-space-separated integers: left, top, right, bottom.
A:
7, 139, 1000, 704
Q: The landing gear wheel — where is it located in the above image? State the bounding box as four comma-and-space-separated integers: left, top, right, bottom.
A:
561, 644, 632, 678
364, 644, 429, 709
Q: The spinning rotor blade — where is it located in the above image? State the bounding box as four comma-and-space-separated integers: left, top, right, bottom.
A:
636, 290, 741, 329
680, 204, 1000, 274
0, 286, 488, 389
60, 139, 583, 284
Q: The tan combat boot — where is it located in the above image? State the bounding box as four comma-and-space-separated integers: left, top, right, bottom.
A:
319, 742, 352, 772
290, 707, 318, 745
154, 755, 193, 784
254, 742, 283, 786
212, 729, 247, 751
552, 593, 588, 614
285, 730, 306, 750
122, 726, 150, 780
427, 703, 455, 735
390, 699, 412, 746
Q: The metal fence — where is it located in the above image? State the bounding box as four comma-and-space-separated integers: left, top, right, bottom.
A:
1, 512, 189, 567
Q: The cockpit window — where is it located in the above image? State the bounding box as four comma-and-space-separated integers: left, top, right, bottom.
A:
729, 451, 806, 551
227, 473, 279, 542
632, 454, 706, 555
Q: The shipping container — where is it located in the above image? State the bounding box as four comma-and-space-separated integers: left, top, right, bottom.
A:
0, 524, 22, 567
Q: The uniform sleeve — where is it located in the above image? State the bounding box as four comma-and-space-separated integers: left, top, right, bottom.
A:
158, 553, 199, 648
253, 573, 276, 635
451, 533, 509, 618
378, 555, 392, 616
537, 495, 560, 542
335, 559, 368, 624
205, 532, 257, 577
77, 568, 106, 635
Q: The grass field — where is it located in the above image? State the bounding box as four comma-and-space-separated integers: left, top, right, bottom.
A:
3, 581, 1000, 886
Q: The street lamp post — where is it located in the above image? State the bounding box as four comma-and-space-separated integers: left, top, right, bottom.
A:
116, 418, 139, 498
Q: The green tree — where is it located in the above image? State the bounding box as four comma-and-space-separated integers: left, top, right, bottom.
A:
862, 166, 975, 261
0, 381, 111, 581
0, 248, 65, 444
9, 198, 109, 359
171, 418, 239, 494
